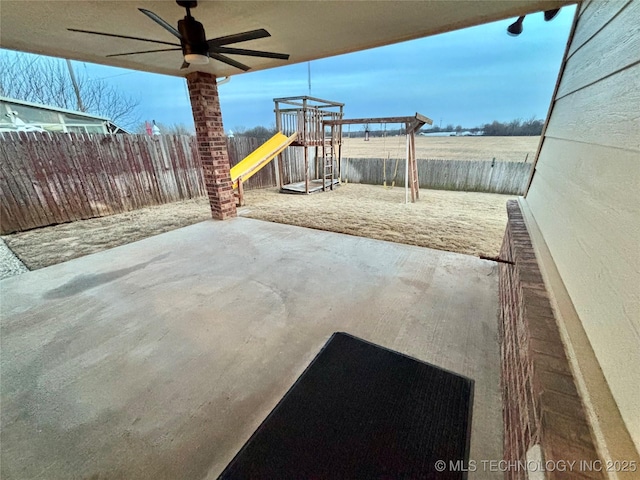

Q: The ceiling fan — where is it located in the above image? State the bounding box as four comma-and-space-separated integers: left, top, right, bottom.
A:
68, 0, 290, 71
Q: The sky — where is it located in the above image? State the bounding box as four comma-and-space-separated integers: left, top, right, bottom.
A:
3, 5, 575, 133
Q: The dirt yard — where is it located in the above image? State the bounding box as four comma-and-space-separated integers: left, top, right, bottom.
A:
341, 135, 539, 162
3, 198, 212, 270
242, 185, 512, 256
4, 184, 513, 270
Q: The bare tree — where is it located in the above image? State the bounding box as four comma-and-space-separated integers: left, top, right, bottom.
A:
0, 52, 140, 128
238, 125, 277, 138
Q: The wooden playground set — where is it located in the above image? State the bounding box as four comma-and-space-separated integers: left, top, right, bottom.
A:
230, 96, 432, 205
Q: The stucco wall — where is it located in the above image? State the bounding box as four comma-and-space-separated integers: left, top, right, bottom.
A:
524, 0, 640, 451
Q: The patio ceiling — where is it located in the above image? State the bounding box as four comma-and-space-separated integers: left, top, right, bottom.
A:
1, 0, 572, 77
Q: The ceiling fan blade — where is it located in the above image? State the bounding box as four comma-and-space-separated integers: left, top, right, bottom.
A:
211, 46, 289, 60
138, 9, 182, 40
106, 48, 182, 58
68, 28, 180, 47
207, 28, 270, 46
209, 53, 251, 71
181, 60, 190, 70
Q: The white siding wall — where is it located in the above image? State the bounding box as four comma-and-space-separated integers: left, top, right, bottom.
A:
525, 0, 640, 450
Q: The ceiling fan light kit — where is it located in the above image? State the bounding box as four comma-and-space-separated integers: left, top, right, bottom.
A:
68, 0, 290, 72
184, 53, 209, 65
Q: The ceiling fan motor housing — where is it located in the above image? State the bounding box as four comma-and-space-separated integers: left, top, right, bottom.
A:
68, 0, 288, 71
178, 16, 208, 56
176, 1, 198, 8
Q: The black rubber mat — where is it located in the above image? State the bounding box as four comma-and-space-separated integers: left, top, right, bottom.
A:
219, 332, 474, 480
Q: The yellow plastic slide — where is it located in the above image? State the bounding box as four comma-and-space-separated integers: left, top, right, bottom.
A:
230, 131, 297, 189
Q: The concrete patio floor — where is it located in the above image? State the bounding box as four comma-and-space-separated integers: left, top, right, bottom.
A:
1, 218, 502, 479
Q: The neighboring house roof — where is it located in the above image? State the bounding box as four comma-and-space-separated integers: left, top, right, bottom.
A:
0, 96, 129, 134
0, 96, 111, 121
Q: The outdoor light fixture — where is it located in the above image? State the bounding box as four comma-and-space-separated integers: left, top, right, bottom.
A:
507, 16, 525, 36
544, 9, 560, 21
507, 8, 561, 36
184, 53, 209, 65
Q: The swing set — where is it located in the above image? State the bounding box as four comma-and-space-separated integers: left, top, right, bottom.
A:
379, 123, 404, 190
271, 96, 432, 203
324, 113, 433, 203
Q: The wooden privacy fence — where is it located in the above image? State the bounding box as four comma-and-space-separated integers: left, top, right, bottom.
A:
1, 131, 531, 234
0, 132, 278, 234
340, 158, 532, 195
1, 132, 205, 234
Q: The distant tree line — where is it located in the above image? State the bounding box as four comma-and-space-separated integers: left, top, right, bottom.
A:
345, 127, 406, 138
228, 117, 544, 139
421, 124, 480, 134
481, 117, 544, 136
234, 125, 407, 138
421, 117, 543, 136
232, 125, 278, 138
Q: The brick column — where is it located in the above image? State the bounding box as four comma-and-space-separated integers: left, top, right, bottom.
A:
186, 71, 236, 220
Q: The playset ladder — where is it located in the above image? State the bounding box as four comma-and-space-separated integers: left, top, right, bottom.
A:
323, 123, 338, 191
323, 144, 335, 191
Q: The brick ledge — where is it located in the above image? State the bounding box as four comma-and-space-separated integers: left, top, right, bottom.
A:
499, 200, 603, 480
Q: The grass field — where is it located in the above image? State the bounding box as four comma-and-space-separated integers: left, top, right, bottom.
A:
341, 135, 539, 162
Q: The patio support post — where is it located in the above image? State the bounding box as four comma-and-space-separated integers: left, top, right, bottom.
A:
186, 71, 236, 220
